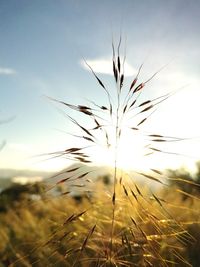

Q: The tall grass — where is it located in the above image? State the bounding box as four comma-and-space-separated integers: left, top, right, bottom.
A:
3, 37, 200, 266
40, 38, 200, 266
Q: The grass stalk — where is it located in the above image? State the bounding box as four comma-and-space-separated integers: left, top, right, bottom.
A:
16, 36, 200, 266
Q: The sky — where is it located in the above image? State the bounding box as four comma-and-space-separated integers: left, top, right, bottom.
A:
0, 0, 200, 173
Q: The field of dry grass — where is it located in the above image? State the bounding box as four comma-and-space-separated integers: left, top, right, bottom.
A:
0, 178, 200, 266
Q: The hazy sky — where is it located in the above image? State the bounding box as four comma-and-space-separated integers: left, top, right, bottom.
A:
1, 0, 200, 172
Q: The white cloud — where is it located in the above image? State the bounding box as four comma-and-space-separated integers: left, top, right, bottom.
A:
80, 58, 136, 77
0, 67, 16, 75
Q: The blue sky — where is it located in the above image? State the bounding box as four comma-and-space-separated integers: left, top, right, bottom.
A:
1, 0, 200, 172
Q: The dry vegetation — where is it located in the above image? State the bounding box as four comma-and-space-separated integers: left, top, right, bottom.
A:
0, 180, 200, 266
0, 38, 200, 266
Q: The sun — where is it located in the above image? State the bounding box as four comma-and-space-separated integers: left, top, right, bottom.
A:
89, 125, 152, 172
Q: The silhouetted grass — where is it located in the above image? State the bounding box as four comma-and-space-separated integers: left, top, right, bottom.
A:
1, 37, 200, 266
39, 38, 200, 266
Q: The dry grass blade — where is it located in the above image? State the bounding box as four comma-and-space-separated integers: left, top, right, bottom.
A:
47, 96, 94, 116
122, 185, 128, 196
151, 139, 168, 142
112, 38, 118, 83
148, 134, 164, 138
144, 62, 172, 86
129, 99, 137, 108
66, 167, 81, 173
172, 250, 193, 267
75, 156, 92, 163
152, 193, 163, 207
130, 78, 138, 91
84, 60, 106, 89
137, 172, 165, 185
117, 35, 122, 74
129, 63, 143, 91
150, 169, 163, 175
112, 192, 116, 205
149, 147, 162, 152
138, 100, 152, 107
148, 134, 183, 140
61, 191, 71, 195
65, 147, 82, 153
89, 100, 109, 111
176, 189, 200, 201
131, 127, 139, 130
123, 104, 127, 114
67, 114, 94, 137
137, 118, 147, 127
94, 118, 101, 128
82, 136, 95, 142
63, 210, 87, 225
168, 177, 200, 187
120, 74, 124, 89
56, 177, 70, 184
134, 184, 143, 197
149, 146, 195, 159
83, 59, 112, 106
74, 171, 91, 180
113, 60, 118, 83
139, 104, 154, 113
130, 189, 138, 201
133, 82, 145, 94
109, 103, 113, 116
105, 130, 110, 148
130, 217, 138, 228
81, 224, 96, 251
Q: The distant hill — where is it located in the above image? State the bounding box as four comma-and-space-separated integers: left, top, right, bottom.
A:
0, 168, 53, 190
45, 163, 113, 195
0, 164, 112, 192
46, 163, 112, 182
0, 163, 162, 193
0, 168, 53, 179
45, 163, 161, 196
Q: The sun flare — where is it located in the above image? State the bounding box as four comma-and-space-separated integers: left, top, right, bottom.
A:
89, 125, 155, 172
